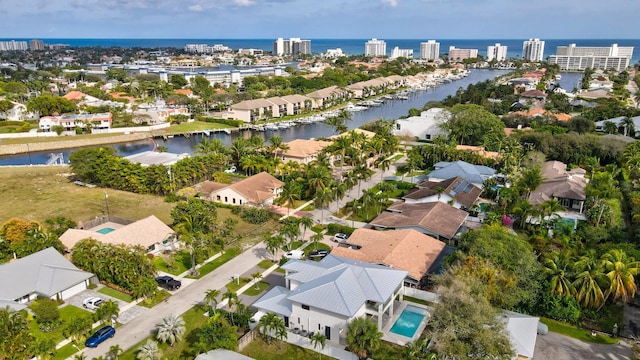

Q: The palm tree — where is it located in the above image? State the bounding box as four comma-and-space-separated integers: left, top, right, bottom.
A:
222, 291, 239, 323
310, 332, 327, 359
251, 272, 263, 290
603, 121, 618, 134
155, 315, 186, 347
601, 249, 640, 303
265, 234, 286, 262
517, 167, 543, 198
376, 157, 391, 181
538, 198, 564, 227
107, 344, 123, 360
258, 312, 287, 345
204, 289, 221, 314
64, 315, 93, 344
573, 252, 607, 309
277, 181, 301, 217
543, 252, 575, 298
346, 317, 383, 360
622, 116, 635, 137
95, 300, 119, 324
136, 339, 162, 360
298, 216, 314, 241
314, 187, 334, 221
310, 232, 324, 251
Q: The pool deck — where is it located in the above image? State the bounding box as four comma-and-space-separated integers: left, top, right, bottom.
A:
381, 301, 430, 345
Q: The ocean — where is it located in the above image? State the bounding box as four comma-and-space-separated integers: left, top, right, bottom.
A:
3, 38, 640, 64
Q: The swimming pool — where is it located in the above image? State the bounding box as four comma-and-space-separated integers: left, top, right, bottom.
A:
96, 227, 115, 234
389, 305, 428, 338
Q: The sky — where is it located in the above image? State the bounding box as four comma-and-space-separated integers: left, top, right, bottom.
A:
0, 0, 639, 39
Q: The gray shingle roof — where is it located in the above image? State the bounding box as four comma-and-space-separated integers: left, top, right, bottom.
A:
0, 247, 93, 302
429, 161, 496, 185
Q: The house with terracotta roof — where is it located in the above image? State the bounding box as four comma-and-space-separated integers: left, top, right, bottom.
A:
403, 176, 481, 209
279, 139, 332, 164
252, 254, 407, 345
209, 172, 284, 206
59, 215, 178, 254
456, 145, 501, 160
370, 201, 468, 241
529, 161, 589, 220
331, 229, 449, 288
0, 247, 94, 311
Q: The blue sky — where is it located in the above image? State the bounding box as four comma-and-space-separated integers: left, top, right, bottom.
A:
0, 0, 638, 39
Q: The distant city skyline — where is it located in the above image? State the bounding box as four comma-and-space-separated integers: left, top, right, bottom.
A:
1, 0, 639, 39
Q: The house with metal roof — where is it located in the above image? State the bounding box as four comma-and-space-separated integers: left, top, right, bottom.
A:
252, 255, 407, 345
0, 247, 94, 311
501, 311, 540, 359
428, 160, 496, 187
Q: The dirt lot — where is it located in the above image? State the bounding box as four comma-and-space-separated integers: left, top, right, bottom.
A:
535, 331, 632, 360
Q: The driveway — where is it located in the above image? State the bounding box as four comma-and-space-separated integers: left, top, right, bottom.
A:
534, 331, 632, 360
65, 287, 148, 325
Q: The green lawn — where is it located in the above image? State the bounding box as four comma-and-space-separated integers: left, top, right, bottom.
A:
226, 277, 252, 293
29, 305, 93, 344
54, 342, 83, 360
304, 242, 330, 253
139, 290, 172, 308
403, 296, 435, 307
244, 281, 270, 296
287, 241, 304, 250
152, 252, 190, 276
161, 121, 230, 134
258, 259, 276, 269
186, 248, 241, 279
98, 287, 134, 303
540, 318, 618, 344
241, 336, 336, 360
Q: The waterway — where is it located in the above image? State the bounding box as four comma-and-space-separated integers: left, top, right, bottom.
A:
0, 69, 511, 166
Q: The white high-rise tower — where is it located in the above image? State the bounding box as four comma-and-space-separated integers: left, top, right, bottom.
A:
522, 38, 545, 61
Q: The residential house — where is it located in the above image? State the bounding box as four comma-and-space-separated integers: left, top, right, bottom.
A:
403, 176, 481, 209
209, 171, 284, 206
39, 113, 112, 133
392, 108, 450, 140
427, 160, 496, 187
331, 229, 451, 288
280, 94, 312, 115
60, 215, 178, 255
370, 201, 468, 241
528, 161, 588, 219
279, 139, 332, 164
346, 77, 392, 99
0, 101, 38, 121
265, 96, 289, 118
306, 85, 350, 109
0, 247, 94, 311
595, 115, 640, 137
252, 254, 407, 344
125, 151, 189, 166
501, 311, 540, 360
227, 98, 275, 123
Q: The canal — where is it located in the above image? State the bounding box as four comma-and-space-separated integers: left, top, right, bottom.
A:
1, 69, 512, 166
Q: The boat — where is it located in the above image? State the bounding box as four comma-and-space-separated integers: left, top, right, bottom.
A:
264, 124, 279, 131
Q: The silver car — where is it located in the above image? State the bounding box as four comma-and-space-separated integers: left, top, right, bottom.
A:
333, 233, 349, 243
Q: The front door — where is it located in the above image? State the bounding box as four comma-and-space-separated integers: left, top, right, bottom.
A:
325, 325, 331, 340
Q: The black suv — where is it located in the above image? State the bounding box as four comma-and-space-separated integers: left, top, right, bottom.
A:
155, 275, 181, 290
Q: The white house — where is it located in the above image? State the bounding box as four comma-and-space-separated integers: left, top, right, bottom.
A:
0, 247, 94, 311
392, 108, 450, 140
210, 172, 284, 206
252, 255, 407, 345
0, 101, 38, 121
403, 176, 482, 210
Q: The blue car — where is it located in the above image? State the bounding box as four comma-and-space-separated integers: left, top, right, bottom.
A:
85, 325, 115, 348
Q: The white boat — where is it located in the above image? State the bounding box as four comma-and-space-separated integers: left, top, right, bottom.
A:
264, 124, 279, 131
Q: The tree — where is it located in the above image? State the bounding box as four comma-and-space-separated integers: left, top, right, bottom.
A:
603, 121, 619, 134
310, 232, 324, 251
107, 344, 123, 360
0, 99, 14, 113
136, 339, 162, 360
258, 312, 287, 346
346, 317, 383, 360
0, 308, 34, 360
31, 337, 56, 360
31, 298, 60, 325
204, 288, 221, 314
543, 252, 575, 298
64, 315, 93, 345
277, 181, 301, 217
622, 116, 636, 137
95, 300, 120, 324
442, 104, 505, 146
251, 271, 263, 290
572, 252, 607, 309
429, 274, 514, 360
155, 315, 186, 347
195, 313, 238, 352
299, 216, 314, 241
601, 249, 640, 303
264, 234, 286, 262
310, 332, 327, 360
516, 167, 543, 198
26, 94, 76, 116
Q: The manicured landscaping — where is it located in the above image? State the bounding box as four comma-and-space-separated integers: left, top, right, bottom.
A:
54, 342, 83, 360
305, 242, 330, 253
186, 248, 242, 279
244, 281, 270, 296
258, 259, 276, 269
226, 277, 252, 293
98, 286, 134, 303
540, 318, 618, 344
29, 305, 93, 343
160, 121, 230, 134
241, 335, 335, 360
288, 241, 304, 250
139, 290, 172, 308
152, 252, 190, 276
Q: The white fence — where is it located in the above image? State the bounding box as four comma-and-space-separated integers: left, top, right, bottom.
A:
404, 287, 439, 303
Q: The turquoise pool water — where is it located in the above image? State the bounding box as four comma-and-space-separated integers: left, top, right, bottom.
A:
96, 227, 115, 234
389, 305, 428, 338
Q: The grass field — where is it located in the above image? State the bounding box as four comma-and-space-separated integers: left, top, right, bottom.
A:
241, 336, 336, 360
540, 318, 618, 344
98, 287, 134, 303
159, 121, 230, 134
0, 166, 174, 224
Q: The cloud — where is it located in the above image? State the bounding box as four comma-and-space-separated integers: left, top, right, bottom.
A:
188, 3, 203, 11
382, 0, 398, 7
233, 0, 255, 5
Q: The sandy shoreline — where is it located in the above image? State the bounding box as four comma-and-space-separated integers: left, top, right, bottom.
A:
0, 133, 152, 156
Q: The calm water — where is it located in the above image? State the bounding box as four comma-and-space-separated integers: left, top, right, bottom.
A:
1, 69, 509, 165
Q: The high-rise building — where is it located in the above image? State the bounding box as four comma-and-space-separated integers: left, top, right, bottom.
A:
448, 46, 478, 62
273, 38, 311, 57
390, 47, 413, 59
420, 40, 440, 61
522, 38, 545, 62
486, 43, 508, 61
548, 43, 633, 71
29, 39, 45, 51
365, 38, 386, 57
0, 40, 28, 51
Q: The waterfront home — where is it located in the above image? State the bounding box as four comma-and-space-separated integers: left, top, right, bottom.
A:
60, 215, 178, 255
279, 139, 332, 164
403, 176, 481, 209
0, 100, 38, 121
370, 201, 468, 241
252, 254, 407, 345
209, 171, 284, 206
125, 151, 189, 166
39, 112, 112, 133
330, 228, 451, 288
392, 107, 449, 141
228, 98, 275, 122
427, 160, 496, 188
306, 85, 350, 109
0, 247, 94, 311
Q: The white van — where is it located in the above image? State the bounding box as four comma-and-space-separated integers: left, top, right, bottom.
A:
284, 250, 304, 260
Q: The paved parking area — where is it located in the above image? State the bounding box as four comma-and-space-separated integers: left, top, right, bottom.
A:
65, 287, 147, 324
534, 331, 632, 360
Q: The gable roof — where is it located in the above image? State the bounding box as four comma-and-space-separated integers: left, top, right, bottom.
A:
60, 215, 175, 250
405, 176, 481, 208
330, 229, 446, 280
0, 247, 93, 302
429, 160, 496, 185
224, 172, 284, 204
256, 255, 406, 318
370, 201, 468, 239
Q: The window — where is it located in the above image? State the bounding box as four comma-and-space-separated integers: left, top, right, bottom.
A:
216, 195, 221, 201
302, 304, 310, 310
232, 198, 236, 204
224, 196, 228, 202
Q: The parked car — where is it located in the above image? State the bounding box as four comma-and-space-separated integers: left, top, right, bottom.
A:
85, 325, 115, 348
155, 275, 182, 290
82, 297, 104, 310
284, 250, 304, 260
224, 166, 237, 174
308, 250, 329, 260
332, 233, 349, 243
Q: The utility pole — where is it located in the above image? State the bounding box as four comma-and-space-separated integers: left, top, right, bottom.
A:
104, 192, 110, 221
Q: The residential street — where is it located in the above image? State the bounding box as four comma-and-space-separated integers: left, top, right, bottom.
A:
534, 331, 632, 360
80, 241, 271, 358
